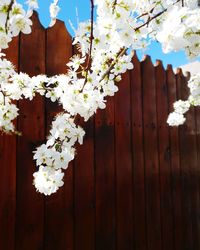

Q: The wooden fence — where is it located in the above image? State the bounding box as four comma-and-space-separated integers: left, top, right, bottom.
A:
0, 12, 200, 250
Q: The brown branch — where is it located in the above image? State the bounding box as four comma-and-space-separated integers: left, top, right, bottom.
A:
0, 90, 10, 105
99, 47, 127, 83
134, 9, 167, 31
135, 0, 181, 31
112, 0, 117, 13
82, 0, 94, 90
5, 0, 15, 33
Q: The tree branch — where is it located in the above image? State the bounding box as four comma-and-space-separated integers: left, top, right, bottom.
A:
135, 0, 181, 31
5, 0, 15, 33
112, 0, 117, 13
82, 0, 94, 89
99, 47, 127, 83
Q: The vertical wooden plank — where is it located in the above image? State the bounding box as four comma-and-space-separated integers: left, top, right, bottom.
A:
0, 37, 18, 250
176, 69, 199, 250
186, 71, 200, 250
141, 55, 162, 250
45, 20, 74, 250
72, 44, 95, 250
16, 12, 45, 250
131, 53, 147, 250
74, 117, 95, 250
166, 65, 183, 250
155, 61, 174, 250
115, 71, 133, 249
95, 96, 116, 250
194, 98, 200, 250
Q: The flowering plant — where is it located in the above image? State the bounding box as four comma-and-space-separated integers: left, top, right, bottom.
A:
0, 0, 200, 195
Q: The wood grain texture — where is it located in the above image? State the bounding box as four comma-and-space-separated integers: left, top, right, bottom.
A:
176, 69, 199, 250
141, 55, 162, 250
131, 53, 147, 250
95, 95, 116, 250
15, 12, 45, 250
45, 20, 74, 250
155, 60, 174, 250
74, 116, 95, 250
166, 65, 183, 250
115, 71, 133, 250
0, 37, 18, 250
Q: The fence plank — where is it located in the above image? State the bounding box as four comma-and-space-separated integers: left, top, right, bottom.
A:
72, 45, 95, 250
141, 55, 162, 250
166, 65, 183, 250
176, 69, 199, 250
194, 102, 200, 250
45, 20, 74, 250
176, 70, 193, 250
15, 12, 45, 250
95, 96, 116, 250
0, 37, 19, 250
131, 53, 147, 250
185, 71, 200, 250
155, 61, 174, 250
115, 71, 133, 249
74, 116, 95, 250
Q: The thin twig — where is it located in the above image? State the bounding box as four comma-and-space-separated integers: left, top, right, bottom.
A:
99, 47, 127, 83
5, 0, 15, 33
134, 9, 167, 31
82, 0, 94, 90
112, 0, 117, 13
135, 0, 181, 29
0, 90, 9, 105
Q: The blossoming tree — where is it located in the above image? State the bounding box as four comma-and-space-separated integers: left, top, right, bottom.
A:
0, 0, 200, 195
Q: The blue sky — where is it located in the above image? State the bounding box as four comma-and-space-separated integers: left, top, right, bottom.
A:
19, 0, 199, 68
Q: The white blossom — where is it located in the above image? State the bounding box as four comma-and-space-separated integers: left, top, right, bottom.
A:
33, 166, 64, 195
173, 100, 190, 114
167, 112, 186, 126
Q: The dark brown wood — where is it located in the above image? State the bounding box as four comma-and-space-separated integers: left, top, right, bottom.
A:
95, 96, 116, 250
131, 53, 147, 250
155, 60, 174, 250
115, 71, 133, 250
176, 69, 193, 250
194, 101, 200, 250
45, 20, 74, 250
166, 65, 183, 250
176, 69, 199, 250
141, 55, 162, 250
0, 38, 18, 250
72, 44, 95, 250
74, 117, 95, 250
15, 12, 45, 250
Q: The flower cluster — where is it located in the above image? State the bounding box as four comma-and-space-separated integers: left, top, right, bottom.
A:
167, 100, 190, 126
156, 6, 200, 58
0, 0, 37, 50
167, 74, 200, 126
33, 113, 85, 195
1, 0, 200, 195
49, 0, 60, 27
0, 0, 61, 50
188, 73, 200, 105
